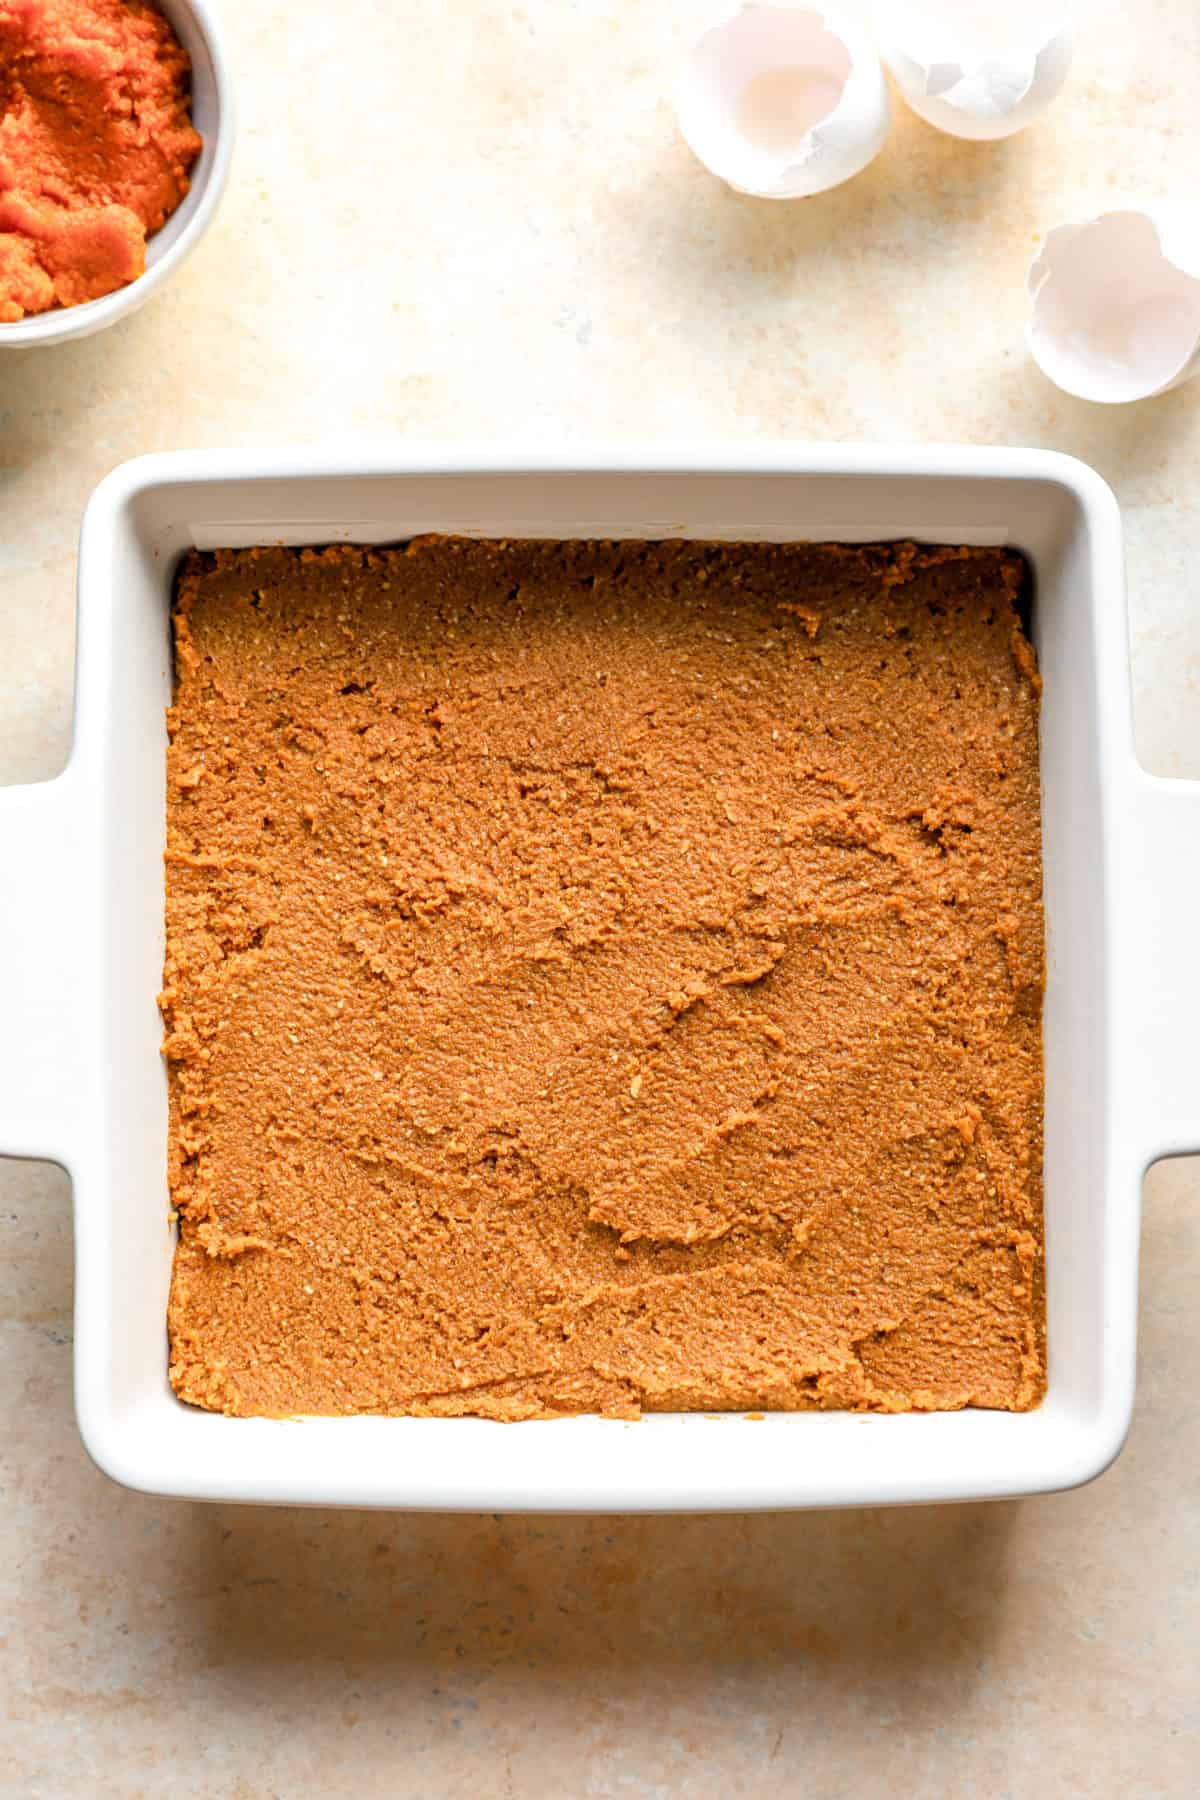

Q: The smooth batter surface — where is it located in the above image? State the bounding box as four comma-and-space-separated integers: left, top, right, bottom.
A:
164, 539, 1046, 1419
0, 0, 201, 320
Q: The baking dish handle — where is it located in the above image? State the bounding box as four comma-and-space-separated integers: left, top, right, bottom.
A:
1129, 772, 1200, 1165
0, 774, 81, 1164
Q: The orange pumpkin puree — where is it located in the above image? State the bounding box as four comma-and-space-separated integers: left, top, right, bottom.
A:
0, 0, 201, 321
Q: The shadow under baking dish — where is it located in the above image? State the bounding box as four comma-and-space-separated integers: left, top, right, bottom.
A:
4, 444, 1191, 1511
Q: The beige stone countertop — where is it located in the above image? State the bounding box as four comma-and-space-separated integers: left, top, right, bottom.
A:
3, 1, 1199, 1794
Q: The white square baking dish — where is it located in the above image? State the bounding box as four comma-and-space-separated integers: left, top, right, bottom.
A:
2, 444, 1196, 1511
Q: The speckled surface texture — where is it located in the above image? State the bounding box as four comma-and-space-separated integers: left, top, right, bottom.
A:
2, 1, 1199, 1793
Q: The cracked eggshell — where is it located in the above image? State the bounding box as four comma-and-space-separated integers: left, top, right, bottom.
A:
1026, 206, 1200, 404
675, 3, 890, 199
877, 2, 1072, 141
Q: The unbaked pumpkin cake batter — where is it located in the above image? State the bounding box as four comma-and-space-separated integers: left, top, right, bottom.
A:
163, 538, 1046, 1419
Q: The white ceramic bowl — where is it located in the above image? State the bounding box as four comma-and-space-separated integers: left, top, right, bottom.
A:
2, 444, 1197, 1512
0, 0, 234, 349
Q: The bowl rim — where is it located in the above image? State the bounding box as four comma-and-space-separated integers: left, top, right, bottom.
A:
0, 0, 235, 349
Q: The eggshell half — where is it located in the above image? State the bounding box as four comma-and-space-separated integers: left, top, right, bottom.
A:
1026, 207, 1200, 403
676, 3, 891, 199
878, 2, 1072, 140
